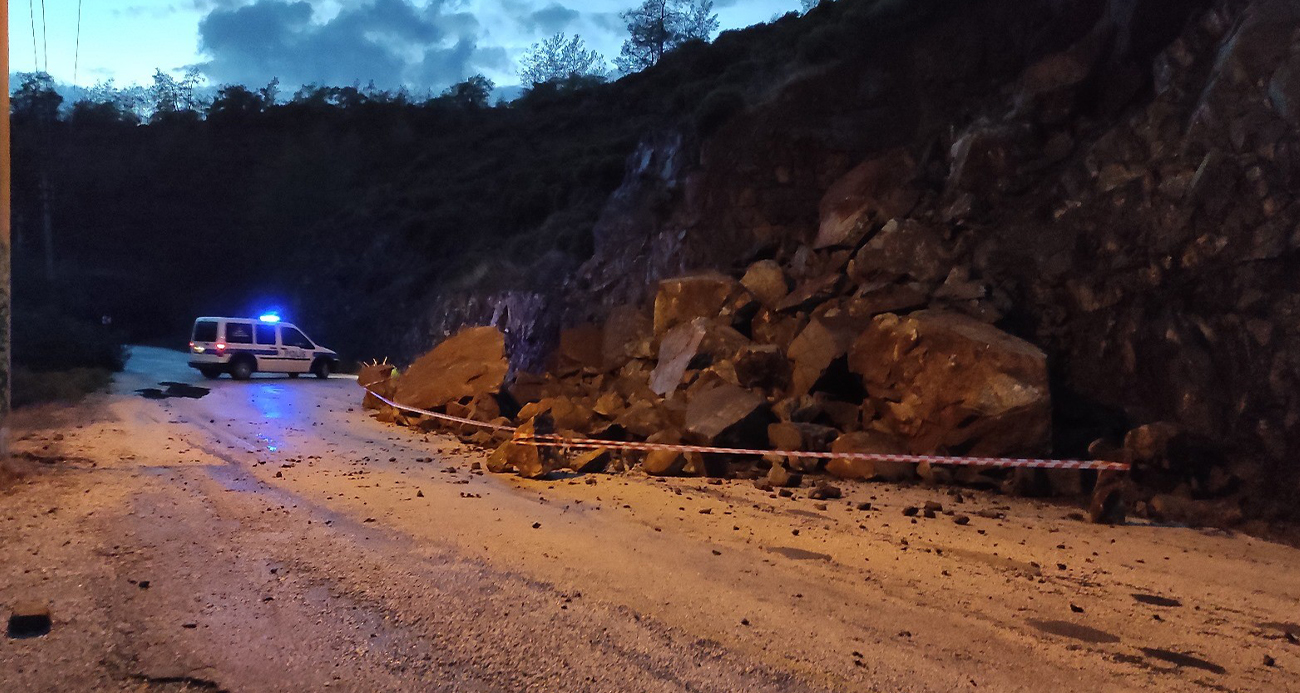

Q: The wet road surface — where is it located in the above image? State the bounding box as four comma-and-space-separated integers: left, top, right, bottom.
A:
1, 347, 1297, 692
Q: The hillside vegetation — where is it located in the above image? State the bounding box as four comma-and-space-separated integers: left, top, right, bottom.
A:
11, 0, 924, 356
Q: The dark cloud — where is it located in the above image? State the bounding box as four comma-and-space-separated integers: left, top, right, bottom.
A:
527, 3, 579, 34
198, 0, 494, 90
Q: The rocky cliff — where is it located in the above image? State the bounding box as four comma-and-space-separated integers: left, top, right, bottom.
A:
405, 0, 1300, 518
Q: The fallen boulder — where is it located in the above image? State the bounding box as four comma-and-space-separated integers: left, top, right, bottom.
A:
786, 316, 866, 397
552, 324, 605, 372
849, 219, 951, 285
826, 431, 915, 481
641, 430, 703, 476
850, 311, 1051, 457
815, 148, 919, 249
732, 344, 791, 391
358, 361, 399, 411
601, 305, 654, 370
395, 326, 509, 411
685, 383, 768, 446
649, 320, 708, 396
740, 260, 790, 308
653, 273, 739, 336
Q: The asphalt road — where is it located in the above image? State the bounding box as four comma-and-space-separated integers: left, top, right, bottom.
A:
1, 346, 1297, 692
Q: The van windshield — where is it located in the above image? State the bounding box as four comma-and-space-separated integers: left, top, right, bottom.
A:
193, 320, 218, 343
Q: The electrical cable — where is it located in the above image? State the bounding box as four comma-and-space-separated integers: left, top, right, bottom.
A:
28, 0, 40, 71
74, 0, 85, 86
39, 0, 49, 72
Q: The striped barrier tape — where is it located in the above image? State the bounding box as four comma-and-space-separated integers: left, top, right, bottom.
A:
361, 386, 1130, 472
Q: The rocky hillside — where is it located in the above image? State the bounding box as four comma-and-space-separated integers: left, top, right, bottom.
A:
391, 0, 1300, 521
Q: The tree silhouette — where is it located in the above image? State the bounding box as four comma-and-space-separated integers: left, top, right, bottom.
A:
520, 34, 606, 86
617, 0, 719, 73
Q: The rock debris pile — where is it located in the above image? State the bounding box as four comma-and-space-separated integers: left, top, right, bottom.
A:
367, 0, 1300, 526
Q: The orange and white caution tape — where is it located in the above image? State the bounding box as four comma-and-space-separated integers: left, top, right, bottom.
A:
362, 388, 1130, 472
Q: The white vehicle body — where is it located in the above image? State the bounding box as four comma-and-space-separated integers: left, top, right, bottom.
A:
188, 317, 339, 380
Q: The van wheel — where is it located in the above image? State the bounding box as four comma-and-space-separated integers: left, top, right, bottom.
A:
230, 356, 255, 381
311, 359, 332, 379
199, 366, 222, 379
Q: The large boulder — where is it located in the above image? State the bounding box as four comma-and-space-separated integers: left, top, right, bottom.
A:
684, 383, 768, 446
395, 326, 509, 411
849, 219, 952, 286
649, 320, 708, 396
826, 431, 914, 482
649, 318, 749, 396
653, 273, 739, 336
740, 260, 790, 308
785, 310, 873, 397
601, 305, 654, 370
552, 324, 605, 372
357, 361, 398, 410
849, 311, 1051, 457
815, 148, 920, 249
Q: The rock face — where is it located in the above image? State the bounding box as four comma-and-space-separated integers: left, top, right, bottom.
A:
395, 326, 509, 410
375, 0, 1300, 516
850, 311, 1051, 457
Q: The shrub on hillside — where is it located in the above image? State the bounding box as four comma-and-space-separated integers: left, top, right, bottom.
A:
694, 87, 747, 136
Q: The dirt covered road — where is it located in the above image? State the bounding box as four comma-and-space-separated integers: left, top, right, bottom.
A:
1, 347, 1296, 692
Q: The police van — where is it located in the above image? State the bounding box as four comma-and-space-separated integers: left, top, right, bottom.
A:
188, 316, 339, 380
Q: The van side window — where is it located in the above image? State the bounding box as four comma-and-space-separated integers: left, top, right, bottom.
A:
280, 327, 313, 349
192, 321, 218, 342
255, 324, 276, 345
226, 322, 254, 344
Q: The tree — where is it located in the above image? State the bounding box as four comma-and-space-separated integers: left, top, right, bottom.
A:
208, 84, 271, 122
519, 33, 606, 86
10, 72, 63, 125
149, 67, 206, 119
439, 75, 495, 109
83, 79, 149, 120
617, 0, 720, 73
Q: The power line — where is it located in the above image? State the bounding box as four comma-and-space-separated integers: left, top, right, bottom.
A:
39, 0, 49, 72
74, 0, 85, 85
28, 0, 39, 71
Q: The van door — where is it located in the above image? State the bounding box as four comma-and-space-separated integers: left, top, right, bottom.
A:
253, 322, 285, 372
278, 325, 315, 373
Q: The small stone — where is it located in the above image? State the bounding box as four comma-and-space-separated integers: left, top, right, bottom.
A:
923, 509, 936, 519
7, 602, 51, 639
902, 506, 919, 517
856, 502, 872, 511
416, 490, 424, 498
1263, 654, 1276, 667
809, 483, 843, 500
923, 501, 943, 512
954, 515, 970, 525
531, 522, 542, 529
1069, 603, 1084, 613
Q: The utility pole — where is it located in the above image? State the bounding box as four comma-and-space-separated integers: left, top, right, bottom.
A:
2, 0, 12, 457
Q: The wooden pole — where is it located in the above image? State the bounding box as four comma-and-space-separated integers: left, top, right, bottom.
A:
1, 0, 12, 455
